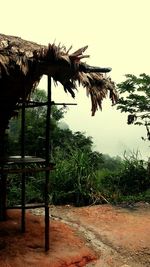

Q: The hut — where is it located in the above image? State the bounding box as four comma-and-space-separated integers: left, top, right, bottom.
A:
0, 33, 118, 250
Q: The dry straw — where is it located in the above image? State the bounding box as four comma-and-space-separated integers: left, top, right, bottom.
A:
0, 33, 118, 136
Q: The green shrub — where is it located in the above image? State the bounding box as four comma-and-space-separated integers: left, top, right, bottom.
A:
96, 152, 150, 203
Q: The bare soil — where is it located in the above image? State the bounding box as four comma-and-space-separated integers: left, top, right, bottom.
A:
0, 203, 150, 267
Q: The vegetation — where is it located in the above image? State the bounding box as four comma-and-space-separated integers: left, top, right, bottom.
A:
117, 73, 150, 140
6, 88, 150, 206
97, 151, 150, 203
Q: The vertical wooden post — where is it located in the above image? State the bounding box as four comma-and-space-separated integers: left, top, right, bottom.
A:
45, 75, 51, 251
21, 90, 26, 233
0, 133, 7, 221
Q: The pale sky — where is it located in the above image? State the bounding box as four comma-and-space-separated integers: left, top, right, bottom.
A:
1, 0, 150, 159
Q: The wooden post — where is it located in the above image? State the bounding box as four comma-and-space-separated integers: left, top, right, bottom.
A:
45, 75, 51, 251
0, 132, 7, 221
21, 89, 26, 233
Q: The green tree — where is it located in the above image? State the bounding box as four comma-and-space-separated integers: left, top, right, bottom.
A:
8, 88, 66, 156
53, 129, 94, 159
117, 73, 150, 140
100, 154, 123, 171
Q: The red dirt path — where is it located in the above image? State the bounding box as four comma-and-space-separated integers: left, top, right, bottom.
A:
0, 210, 96, 267
0, 203, 150, 267
50, 203, 150, 266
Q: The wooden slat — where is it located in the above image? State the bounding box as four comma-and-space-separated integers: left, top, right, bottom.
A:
0, 166, 54, 174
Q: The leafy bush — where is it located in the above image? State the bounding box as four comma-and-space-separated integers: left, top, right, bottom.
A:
7, 172, 45, 206
97, 151, 150, 203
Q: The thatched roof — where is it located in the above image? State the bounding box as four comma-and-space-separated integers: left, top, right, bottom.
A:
0, 33, 117, 136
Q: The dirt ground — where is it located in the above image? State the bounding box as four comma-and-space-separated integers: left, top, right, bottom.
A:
0, 203, 150, 267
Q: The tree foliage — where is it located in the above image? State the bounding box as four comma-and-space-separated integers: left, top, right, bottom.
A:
117, 73, 150, 140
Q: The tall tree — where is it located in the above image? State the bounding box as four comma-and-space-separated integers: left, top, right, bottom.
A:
117, 73, 150, 140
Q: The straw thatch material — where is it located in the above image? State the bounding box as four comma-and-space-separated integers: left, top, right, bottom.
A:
0, 33, 117, 136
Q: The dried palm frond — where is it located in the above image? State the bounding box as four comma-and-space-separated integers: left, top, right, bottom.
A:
76, 72, 117, 115
0, 33, 118, 136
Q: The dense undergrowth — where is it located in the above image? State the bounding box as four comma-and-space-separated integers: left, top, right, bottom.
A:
7, 151, 150, 206
5, 89, 150, 207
